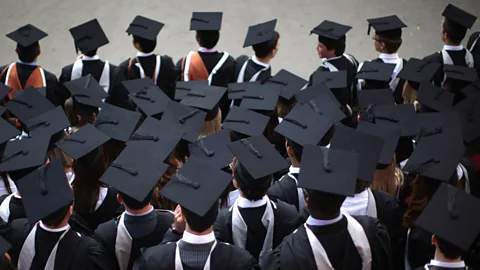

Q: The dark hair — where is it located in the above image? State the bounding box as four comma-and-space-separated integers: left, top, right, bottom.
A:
83, 49, 98, 57
305, 189, 346, 218
377, 36, 402, 54
151, 152, 179, 211
196, 31, 220, 49
437, 236, 463, 259
286, 138, 303, 162
182, 201, 219, 232
320, 125, 336, 146
65, 98, 98, 128
234, 163, 271, 201
0, 254, 15, 270
253, 31, 280, 58
133, 35, 156, 53
355, 180, 370, 194
119, 190, 153, 210
403, 176, 441, 228
42, 203, 72, 227
318, 36, 346, 56
16, 42, 39, 63
443, 19, 467, 45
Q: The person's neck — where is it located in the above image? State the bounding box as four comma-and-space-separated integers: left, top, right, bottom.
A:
44, 217, 70, 230
186, 225, 213, 236
444, 40, 461, 46
255, 56, 271, 65
125, 204, 153, 215
290, 159, 300, 168
434, 248, 463, 263
311, 210, 341, 220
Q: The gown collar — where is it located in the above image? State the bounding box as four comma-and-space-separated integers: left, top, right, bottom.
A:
306, 214, 343, 227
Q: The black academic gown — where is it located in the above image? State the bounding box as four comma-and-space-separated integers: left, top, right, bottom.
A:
213, 200, 300, 261
0, 63, 64, 107
80, 187, 122, 231
0, 195, 26, 223
415, 265, 466, 270
133, 240, 259, 270
234, 55, 272, 83
267, 173, 301, 211
6, 218, 112, 270
370, 189, 399, 245
406, 226, 435, 270
95, 209, 174, 270
267, 215, 393, 270
362, 58, 407, 105
468, 31, 480, 55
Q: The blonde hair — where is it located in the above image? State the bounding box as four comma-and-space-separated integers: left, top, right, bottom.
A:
151, 151, 180, 210
402, 81, 417, 105
276, 100, 296, 118
199, 109, 222, 139
371, 155, 403, 197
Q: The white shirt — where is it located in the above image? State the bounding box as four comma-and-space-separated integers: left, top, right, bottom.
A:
125, 206, 154, 217
81, 55, 100, 61
322, 55, 343, 62
17, 60, 38, 66
94, 187, 109, 212
443, 45, 464, 51
306, 214, 343, 227
136, 51, 155, 57
39, 221, 70, 233
182, 231, 216, 244
341, 189, 369, 216
0, 175, 17, 197
198, 47, 217, 53
379, 53, 401, 64
251, 56, 270, 68
236, 195, 268, 208
289, 166, 300, 175
228, 189, 240, 208
429, 259, 465, 268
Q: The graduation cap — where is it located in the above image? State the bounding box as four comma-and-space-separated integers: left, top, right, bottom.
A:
444, 65, 478, 83
188, 129, 233, 170
0, 136, 49, 173
69, 19, 109, 54
357, 89, 395, 109
331, 125, 385, 182
0, 106, 5, 116
222, 106, 270, 137
243, 19, 277, 47
294, 83, 336, 105
25, 106, 70, 140
174, 81, 209, 101
264, 69, 307, 100
414, 111, 463, 145
101, 145, 169, 201
416, 183, 480, 252
228, 82, 260, 100
357, 122, 401, 167
0, 119, 20, 146
0, 236, 11, 256
17, 159, 73, 224
397, 58, 442, 84
228, 135, 289, 182
160, 156, 232, 216
367, 15, 407, 40
372, 104, 417, 137
56, 124, 110, 161
239, 83, 280, 113
6, 87, 55, 125
357, 61, 396, 82
453, 93, 480, 143
190, 12, 223, 31
311, 70, 347, 89
126, 15, 164, 41
0, 83, 11, 101
6, 24, 48, 47
302, 92, 346, 123
64, 74, 108, 108
442, 4, 477, 29
180, 84, 227, 120
126, 80, 171, 117
94, 103, 142, 142
161, 101, 206, 143
275, 104, 335, 146
417, 83, 454, 112
298, 144, 358, 196
310, 20, 352, 40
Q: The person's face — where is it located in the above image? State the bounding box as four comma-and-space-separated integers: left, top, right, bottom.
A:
271, 38, 280, 58
373, 34, 383, 52
316, 41, 334, 59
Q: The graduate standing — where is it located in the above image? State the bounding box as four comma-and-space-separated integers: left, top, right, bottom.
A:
468, 31, 480, 54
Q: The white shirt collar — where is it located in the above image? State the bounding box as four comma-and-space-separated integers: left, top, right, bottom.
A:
289, 166, 300, 174
39, 221, 70, 233
443, 45, 464, 51
429, 259, 465, 268
82, 55, 100, 61
125, 205, 154, 217
379, 53, 400, 60
236, 195, 268, 208
323, 55, 343, 62
182, 231, 216, 244
251, 55, 270, 68
306, 214, 343, 226
136, 51, 155, 57
17, 60, 38, 66
198, 47, 217, 53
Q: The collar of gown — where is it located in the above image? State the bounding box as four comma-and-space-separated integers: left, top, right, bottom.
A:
236, 195, 268, 208
17, 60, 38, 66
82, 55, 100, 61
306, 214, 343, 226
198, 47, 217, 53
182, 230, 216, 244
125, 205, 154, 217
136, 51, 155, 57
39, 220, 70, 233
443, 44, 464, 51
251, 55, 270, 68
429, 259, 465, 268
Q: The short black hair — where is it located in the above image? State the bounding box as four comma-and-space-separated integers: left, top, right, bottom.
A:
133, 35, 156, 53
42, 203, 72, 227
17, 42, 39, 63
234, 163, 271, 201
118, 190, 154, 210
182, 201, 219, 232
437, 236, 463, 259
305, 188, 346, 217
444, 18, 467, 44
321, 125, 336, 146
253, 31, 280, 58
318, 35, 346, 56
286, 138, 303, 162
377, 36, 402, 54
196, 31, 220, 49
83, 49, 98, 57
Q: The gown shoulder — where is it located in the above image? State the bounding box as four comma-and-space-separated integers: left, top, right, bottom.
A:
267, 175, 298, 208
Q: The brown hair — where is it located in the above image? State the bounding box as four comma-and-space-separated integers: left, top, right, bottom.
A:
276, 100, 296, 119
402, 81, 417, 105
64, 98, 97, 130
371, 155, 402, 197
402, 176, 441, 228
151, 151, 180, 210
0, 173, 13, 194
47, 146, 73, 171
199, 109, 222, 139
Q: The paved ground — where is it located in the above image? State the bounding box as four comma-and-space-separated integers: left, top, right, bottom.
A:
0, 0, 479, 79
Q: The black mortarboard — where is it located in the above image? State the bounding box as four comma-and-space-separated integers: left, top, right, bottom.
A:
188, 129, 233, 170
417, 83, 454, 112
180, 84, 226, 120
298, 145, 358, 196
367, 15, 407, 40
0, 106, 5, 116
127, 81, 170, 117
6, 24, 48, 47
442, 4, 477, 29
295, 83, 336, 105
414, 111, 463, 144
16, 159, 73, 224
101, 145, 169, 201
357, 122, 401, 166
190, 12, 223, 31
0, 119, 20, 145
174, 81, 209, 101
357, 61, 396, 82
275, 104, 334, 146
444, 65, 479, 83
302, 92, 346, 123
372, 104, 417, 137
310, 20, 352, 40
0, 236, 11, 255
397, 58, 442, 84
228, 135, 289, 182
161, 156, 232, 216
26, 106, 70, 140
357, 89, 395, 109
6, 87, 55, 125
56, 124, 110, 160
126, 16, 164, 41
161, 101, 206, 143
0, 136, 49, 173
228, 82, 260, 100
69, 19, 109, 53
416, 183, 480, 252
239, 83, 280, 113
222, 106, 270, 137
453, 94, 480, 143
243, 19, 277, 47
264, 69, 307, 100
311, 70, 347, 89
0, 83, 11, 101
94, 103, 141, 142
64, 74, 108, 108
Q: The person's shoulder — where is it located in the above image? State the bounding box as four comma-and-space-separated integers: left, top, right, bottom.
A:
60, 63, 74, 73
235, 55, 249, 64
160, 54, 174, 64
118, 58, 131, 69
371, 189, 396, 204
423, 51, 441, 62
216, 241, 258, 266
41, 68, 59, 80
273, 200, 300, 223
94, 218, 117, 237
142, 241, 176, 260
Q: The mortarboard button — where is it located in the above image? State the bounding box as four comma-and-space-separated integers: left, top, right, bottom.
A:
239, 83, 280, 113
94, 103, 142, 142
0, 136, 49, 173
442, 4, 477, 29
69, 19, 109, 54
243, 19, 277, 48
367, 15, 407, 39
126, 16, 164, 41
190, 12, 223, 31
357, 122, 401, 166
188, 129, 233, 170
302, 92, 346, 123
310, 20, 352, 40
174, 81, 209, 101
64, 74, 108, 108
417, 83, 455, 112
6, 87, 55, 125
222, 106, 270, 137
124, 79, 171, 117
264, 69, 307, 100
160, 101, 206, 143
357, 89, 395, 109
6, 24, 48, 47
357, 61, 396, 82
56, 124, 110, 161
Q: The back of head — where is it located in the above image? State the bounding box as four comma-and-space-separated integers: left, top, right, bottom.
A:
443, 18, 467, 45
16, 42, 40, 63
286, 138, 303, 162
403, 175, 441, 227
182, 201, 219, 233
305, 188, 346, 218
83, 49, 98, 57
436, 235, 463, 259
318, 35, 346, 56
196, 30, 220, 49
119, 190, 153, 210
42, 203, 72, 227
253, 31, 280, 58
133, 35, 156, 53
233, 162, 271, 201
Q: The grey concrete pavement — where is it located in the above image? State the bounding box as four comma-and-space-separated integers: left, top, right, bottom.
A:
0, 0, 479, 79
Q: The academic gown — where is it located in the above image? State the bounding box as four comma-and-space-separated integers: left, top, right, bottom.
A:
233, 55, 272, 83
6, 218, 112, 269
213, 200, 301, 261
94, 209, 174, 270
266, 215, 393, 270
467, 31, 480, 55
79, 187, 123, 231
267, 173, 302, 211
363, 58, 407, 105
133, 240, 259, 270
406, 226, 435, 270
415, 266, 467, 270
370, 189, 399, 245
0, 63, 64, 107
0, 194, 26, 223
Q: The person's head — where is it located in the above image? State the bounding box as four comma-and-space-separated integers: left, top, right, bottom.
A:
118, 190, 153, 210
432, 234, 463, 260
316, 35, 346, 59
320, 125, 336, 146
151, 151, 180, 210
373, 34, 402, 54
132, 35, 156, 53
305, 188, 346, 219
199, 109, 222, 139
253, 31, 280, 59
41, 203, 73, 227
196, 30, 220, 49
233, 162, 271, 201
83, 49, 98, 57
355, 179, 370, 194
16, 42, 40, 63
0, 253, 15, 270
441, 18, 467, 45
47, 147, 73, 171
403, 175, 441, 228
286, 139, 303, 166
371, 155, 402, 197
181, 201, 219, 233
64, 98, 98, 128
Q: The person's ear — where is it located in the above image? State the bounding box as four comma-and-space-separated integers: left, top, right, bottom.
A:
76, 114, 82, 123
232, 178, 239, 190
92, 112, 97, 121
305, 195, 310, 209
286, 145, 294, 158
431, 234, 439, 246
37, 46, 41, 57
117, 194, 123, 204
15, 48, 18, 54
68, 205, 73, 216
